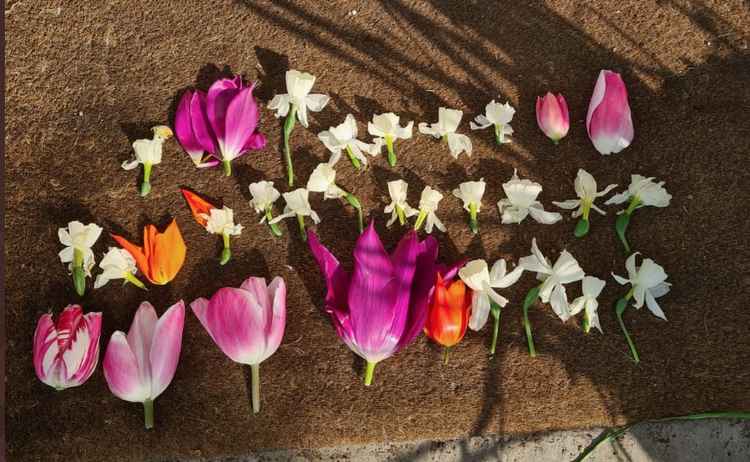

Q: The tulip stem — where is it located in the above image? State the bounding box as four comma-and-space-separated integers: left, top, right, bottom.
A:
442, 347, 450, 365
265, 208, 283, 237
413, 210, 427, 231
283, 105, 298, 186
143, 399, 154, 430
489, 302, 501, 356
140, 162, 152, 197
297, 214, 307, 241
385, 136, 396, 166
250, 363, 261, 414
364, 361, 376, 386
72, 248, 86, 296
345, 146, 362, 170
468, 202, 479, 234
220, 233, 231, 265
344, 192, 364, 233
222, 159, 232, 177
124, 272, 147, 290
522, 286, 541, 357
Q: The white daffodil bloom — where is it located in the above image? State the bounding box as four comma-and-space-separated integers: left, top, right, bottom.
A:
459, 259, 524, 331
203, 207, 243, 236
270, 188, 321, 224
94, 247, 140, 289
452, 179, 486, 212
368, 112, 413, 166
519, 238, 585, 321
249, 181, 281, 224
553, 169, 617, 218
307, 163, 347, 199
384, 180, 418, 227
318, 114, 379, 167
418, 107, 473, 159
58, 221, 103, 276
569, 276, 606, 333
415, 186, 446, 233
605, 174, 672, 211
121, 126, 173, 170
268, 70, 330, 128
497, 169, 562, 225
470, 100, 515, 144
612, 252, 671, 320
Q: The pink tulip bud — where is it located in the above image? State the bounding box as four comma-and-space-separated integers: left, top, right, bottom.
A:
33, 305, 102, 390
535, 92, 569, 143
103, 301, 185, 429
586, 70, 634, 155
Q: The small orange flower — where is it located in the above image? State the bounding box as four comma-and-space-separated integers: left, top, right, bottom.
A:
424, 274, 472, 348
111, 219, 186, 285
180, 188, 216, 228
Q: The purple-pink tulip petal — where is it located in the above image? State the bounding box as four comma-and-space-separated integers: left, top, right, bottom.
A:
536, 92, 570, 143
33, 305, 102, 390
586, 70, 634, 155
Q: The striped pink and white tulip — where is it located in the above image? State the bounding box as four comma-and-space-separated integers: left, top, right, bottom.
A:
586, 70, 634, 155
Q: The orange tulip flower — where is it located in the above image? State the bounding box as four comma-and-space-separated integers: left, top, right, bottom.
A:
111, 219, 186, 285
424, 274, 472, 364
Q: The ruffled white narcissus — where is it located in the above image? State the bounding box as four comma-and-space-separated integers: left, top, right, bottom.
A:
268, 70, 330, 128
307, 163, 347, 199
204, 207, 243, 237
569, 276, 606, 333
497, 169, 562, 225
452, 179, 486, 212
605, 174, 672, 211
271, 189, 321, 225
519, 238, 585, 321
319, 114, 379, 168
249, 181, 281, 224
368, 112, 413, 166
94, 247, 145, 289
459, 259, 524, 331
419, 107, 473, 159
121, 126, 173, 171
415, 186, 446, 234
384, 180, 418, 227
470, 100, 515, 144
553, 169, 617, 218
612, 252, 671, 319
58, 221, 103, 276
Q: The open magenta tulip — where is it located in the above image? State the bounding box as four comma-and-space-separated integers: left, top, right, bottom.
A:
190, 276, 286, 414
33, 304, 102, 390
308, 221, 442, 386
586, 70, 634, 155
536, 92, 569, 143
175, 75, 267, 176
103, 301, 185, 429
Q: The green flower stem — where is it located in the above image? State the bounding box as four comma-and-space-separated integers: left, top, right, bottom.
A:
250, 363, 261, 414
219, 233, 231, 266
283, 105, 298, 186
296, 215, 307, 241
468, 202, 479, 234
625, 196, 641, 215
575, 200, 591, 238
364, 361, 376, 386
582, 309, 591, 334
385, 136, 396, 166
413, 210, 427, 231
442, 347, 451, 365
522, 286, 541, 357
222, 159, 232, 177
615, 293, 639, 363
396, 205, 406, 226
345, 146, 362, 170
264, 208, 283, 237
124, 272, 147, 290
343, 192, 364, 233
143, 399, 154, 430
494, 123, 503, 145
616, 197, 641, 254
489, 302, 502, 356
72, 248, 86, 296
140, 162, 152, 197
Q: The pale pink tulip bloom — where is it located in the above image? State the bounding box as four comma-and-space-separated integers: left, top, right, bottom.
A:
586, 70, 634, 155
535, 92, 569, 143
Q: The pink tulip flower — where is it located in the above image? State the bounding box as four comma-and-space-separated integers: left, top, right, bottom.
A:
536, 92, 569, 143
586, 70, 634, 155
175, 75, 267, 176
308, 221, 453, 386
190, 276, 286, 414
103, 301, 185, 429
33, 304, 102, 390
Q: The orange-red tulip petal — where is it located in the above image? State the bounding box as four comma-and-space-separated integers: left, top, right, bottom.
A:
180, 188, 217, 228
112, 219, 186, 285
424, 274, 472, 348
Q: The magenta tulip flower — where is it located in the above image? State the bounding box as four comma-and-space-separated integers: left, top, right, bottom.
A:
33, 304, 102, 390
190, 276, 286, 414
103, 301, 185, 429
175, 75, 267, 176
308, 221, 443, 386
586, 70, 634, 155
536, 92, 569, 144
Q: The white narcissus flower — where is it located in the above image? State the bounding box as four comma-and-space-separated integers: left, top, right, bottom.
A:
94, 247, 142, 289
497, 169, 562, 225
470, 100, 515, 144
122, 126, 173, 170
569, 276, 606, 333
318, 114, 379, 167
452, 179, 486, 212
268, 70, 330, 128
368, 113, 413, 166
459, 259, 524, 331
519, 238, 585, 321
58, 221, 103, 276
553, 169, 617, 218
415, 186, 446, 234
307, 163, 347, 199
204, 207, 243, 236
418, 107, 473, 159
384, 180, 418, 227
605, 174, 672, 211
248, 181, 281, 223
612, 253, 671, 319
270, 188, 321, 224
